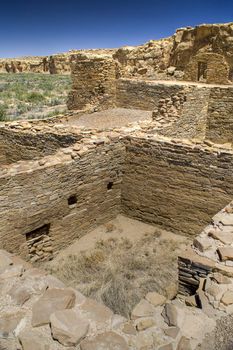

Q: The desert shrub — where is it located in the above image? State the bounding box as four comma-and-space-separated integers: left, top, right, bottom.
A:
0, 104, 7, 121
47, 231, 190, 318
0, 73, 71, 120
49, 97, 61, 106
26, 92, 45, 103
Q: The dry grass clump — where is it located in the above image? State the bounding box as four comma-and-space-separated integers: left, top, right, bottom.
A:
48, 231, 188, 317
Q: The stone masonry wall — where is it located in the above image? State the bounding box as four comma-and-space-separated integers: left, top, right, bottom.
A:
205, 87, 233, 144
121, 136, 233, 236
116, 79, 185, 110
184, 52, 230, 84
0, 128, 81, 165
0, 140, 124, 261
67, 54, 117, 111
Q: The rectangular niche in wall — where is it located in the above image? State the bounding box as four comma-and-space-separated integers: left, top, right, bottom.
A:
198, 62, 207, 81
26, 224, 53, 263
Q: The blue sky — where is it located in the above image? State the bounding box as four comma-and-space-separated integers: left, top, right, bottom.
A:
1, 0, 233, 57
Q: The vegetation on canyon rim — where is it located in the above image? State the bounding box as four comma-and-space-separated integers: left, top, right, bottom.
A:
48, 228, 189, 318
0, 73, 71, 121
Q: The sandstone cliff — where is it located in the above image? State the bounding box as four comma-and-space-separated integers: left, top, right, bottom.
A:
2, 22, 233, 81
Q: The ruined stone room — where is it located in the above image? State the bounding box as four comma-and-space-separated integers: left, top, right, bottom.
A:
1, 0, 233, 349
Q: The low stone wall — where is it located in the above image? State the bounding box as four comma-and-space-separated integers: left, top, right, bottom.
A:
205, 87, 233, 144
0, 127, 81, 165
116, 79, 184, 111
122, 136, 233, 236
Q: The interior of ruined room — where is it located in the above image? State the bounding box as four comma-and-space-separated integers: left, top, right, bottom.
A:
1, 23, 233, 350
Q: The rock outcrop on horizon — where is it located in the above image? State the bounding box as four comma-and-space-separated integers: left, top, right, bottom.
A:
2, 22, 233, 80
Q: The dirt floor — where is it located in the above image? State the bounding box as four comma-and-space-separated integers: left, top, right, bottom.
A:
46, 215, 191, 318
66, 107, 152, 129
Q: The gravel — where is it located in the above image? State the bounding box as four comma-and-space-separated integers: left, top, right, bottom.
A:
67, 108, 152, 129
197, 314, 233, 350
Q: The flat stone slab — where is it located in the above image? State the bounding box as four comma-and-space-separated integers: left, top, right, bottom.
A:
193, 237, 212, 252
158, 344, 173, 350
0, 264, 24, 279
79, 298, 113, 325
80, 331, 129, 350
211, 272, 231, 284
162, 304, 178, 327
219, 214, 233, 226
177, 336, 192, 350
50, 309, 89, 346
0, 311, 25, 338
131, 299, 155, 319
217, 247, 233, 262
208, 230, 233, 245
164, 326, 180, 339
19, 331, 50, 350
136, 318, 155, 331
145, 292, 166, 306
31, 288, 76, 327
221, 290, 233, 305
122, 322, 137, 335
0, 250, 13, 272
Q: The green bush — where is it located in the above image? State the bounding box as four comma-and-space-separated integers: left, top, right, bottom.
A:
0, 105, 7, 121
26, 92, 45, 103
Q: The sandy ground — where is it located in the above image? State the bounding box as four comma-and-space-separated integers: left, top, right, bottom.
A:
49, 214, 189, 265
45, 215, 191, 317
66, 107, 152, 129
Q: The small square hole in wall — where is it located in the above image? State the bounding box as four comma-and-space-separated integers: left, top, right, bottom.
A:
68, 195, 77, 206
107, 182, 113, 190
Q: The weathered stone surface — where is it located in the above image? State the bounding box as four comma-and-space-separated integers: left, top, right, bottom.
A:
211, 272, 231, 284
193, 237, 212, 252
131, 299, 155, 319
164, 326, 180, 338
111, 315, 127, 330
80, 331, 129, 350
9, 284, 32, 306
122, 322, 137, 335
185, 295, 198, 307
0, 311, 25, 338
79, 298, 113, 324
136, 318, 155, 331
0, 264, 24, 279
177, 336, 192, 350
31, 288, 76, 327
158, 344, 173, 350
221, 290, 233, 305
145, 292, 166, 306
208, 230, 233, 244
19, 331, 50, 350
162, 304, 178, 327
219, 214, 233, 226
43, 275, 66, 289
50, 309, 89, 346
0, 250, 13, 271
217, 247, 233, 262
165, 282, 178, 300
205, 284, 224, 301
